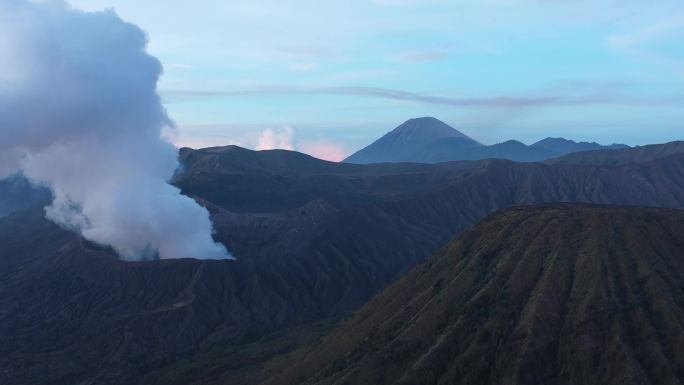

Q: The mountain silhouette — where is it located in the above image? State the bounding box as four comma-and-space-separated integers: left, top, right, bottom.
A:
344, 117, 628, 164
344, 117, 481, 163
532, 137, 627, 154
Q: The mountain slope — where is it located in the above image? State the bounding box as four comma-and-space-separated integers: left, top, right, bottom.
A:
344, 117, 481, 164
344, 118, 629, 164
549, 141, 684, 166
3, 143, 684, 385
262, 205, 684, 385
147, 144, 684, 384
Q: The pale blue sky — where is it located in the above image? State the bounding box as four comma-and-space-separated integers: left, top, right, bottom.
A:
69, 0, 684, 160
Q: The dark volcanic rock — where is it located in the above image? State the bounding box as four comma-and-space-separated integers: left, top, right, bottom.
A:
262, 205, 684, 385
2, 143, 684, 384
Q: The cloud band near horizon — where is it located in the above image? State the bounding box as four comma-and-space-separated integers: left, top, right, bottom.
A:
162, 85, 684, 109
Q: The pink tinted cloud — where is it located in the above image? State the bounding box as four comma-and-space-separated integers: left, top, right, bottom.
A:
298, 140, 350, 162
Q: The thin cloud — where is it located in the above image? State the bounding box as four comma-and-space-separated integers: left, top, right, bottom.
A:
162, 85, 684, 108
165, 63, 193, 70
288, 62, 322, 72
609, 15, 684, 78
402, 50, 448, 64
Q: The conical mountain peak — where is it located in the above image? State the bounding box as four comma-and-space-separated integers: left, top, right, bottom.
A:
387, 117, 471, 142
344, 117, 480, 164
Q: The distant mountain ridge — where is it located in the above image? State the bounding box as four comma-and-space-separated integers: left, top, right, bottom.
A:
532, 137, 626, 154
344, 117, 628, 164
549, 140, 684, 166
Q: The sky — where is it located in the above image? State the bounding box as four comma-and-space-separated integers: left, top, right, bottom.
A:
68, 0, 684, 161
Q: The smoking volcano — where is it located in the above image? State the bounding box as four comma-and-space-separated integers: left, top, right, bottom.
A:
0, 0, 229, 260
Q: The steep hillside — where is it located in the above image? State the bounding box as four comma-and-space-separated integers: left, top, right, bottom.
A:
262, 205, 684, 385
3, 143, 684, 385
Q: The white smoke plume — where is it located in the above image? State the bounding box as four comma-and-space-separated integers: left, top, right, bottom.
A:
0, 0, 230, 260
256, 126, 295, 151
254, 126, 349, 161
